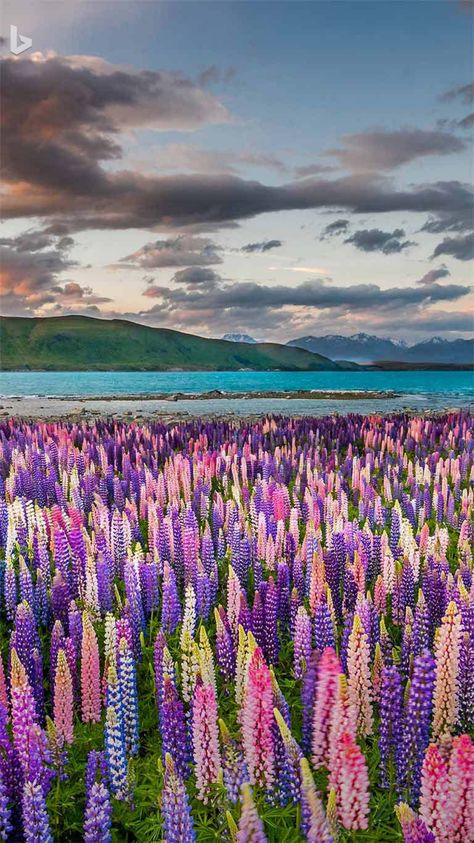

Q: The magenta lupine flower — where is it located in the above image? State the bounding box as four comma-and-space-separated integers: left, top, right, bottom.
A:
448, 734, 474, 843
311, 647, 341, 769
22, 779, 53, 843
192, 682, 220, 803
241, 648, 275, 794
162, 753, 196, 843
236, 783, 268, 843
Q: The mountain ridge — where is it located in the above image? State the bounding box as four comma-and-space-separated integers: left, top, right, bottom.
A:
288, 333, 473, 364
0, 315, 339, 372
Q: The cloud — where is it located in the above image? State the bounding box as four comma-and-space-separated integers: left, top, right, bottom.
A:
241, 240, 282, 253
197, 65, 236, 87
441, 82, 474, 104
344, 227, 415, 254
121, 235, 222, 268
136, 143, 288, 175
294, 163, 335, 178
171, 267, 221, 286
416, 267, 450, 285
320, 219, 350, 239
328, 128, 466, 171
2, 55, 472, 237
432, 232, 474, 261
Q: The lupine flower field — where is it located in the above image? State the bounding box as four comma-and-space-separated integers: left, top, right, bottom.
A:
0, 413, 473, 843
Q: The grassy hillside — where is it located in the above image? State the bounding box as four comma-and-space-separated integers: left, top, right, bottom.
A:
0, 315, 339, 371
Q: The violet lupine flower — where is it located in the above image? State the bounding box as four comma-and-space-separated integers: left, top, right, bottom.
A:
458, 631, 474, 732
236, 783, 267, 843
22, 779, 53, 843
10, 649, 52, 796
396, 803, 436, 843
397, 649, 436, 803
104, 704, 129, 802
379, 665, 403, 788
161, 753, 196, 843
301, 650, 319, 755
161, 674, 190, 779
293, 606, 312, 680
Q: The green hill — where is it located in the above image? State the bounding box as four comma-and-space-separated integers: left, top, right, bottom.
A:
0, 315, 340, 372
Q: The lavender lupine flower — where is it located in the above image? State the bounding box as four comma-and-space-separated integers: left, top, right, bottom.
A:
117, 637, 139, 757
21, 780, 53, 843
161, 753, 196, 843
397, 650, 435, 803
458, 631, 474, 732
0, 767, 12, 842
219, 719, 247, 804
84, 751, 112, 843
104, 705, 128, 801
301, 650, 319, 754
236, 783, 267, 843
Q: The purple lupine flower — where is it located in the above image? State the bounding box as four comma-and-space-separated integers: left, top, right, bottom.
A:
161, 675, 190, 780
314, 599, 336, 653
379, 665, 402, 788
219, 719, 247, 804
161, 753, 196, 843
0, 767, 12, 841
264, 576, 279, 665
397, 649, 435, 803
458, 630, 474, 732
301, 650, 319, 754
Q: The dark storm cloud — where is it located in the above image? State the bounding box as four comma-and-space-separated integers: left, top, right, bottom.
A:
432, 232, 474, 261
344, 228, 415, 254
240, 240, 282, 253
420, 212, 473, 234
320, 219, 350, 239
328, 129, 466, 171
416, 267, 450, 285
2, 55, 472, 236
121, 235, 222, 268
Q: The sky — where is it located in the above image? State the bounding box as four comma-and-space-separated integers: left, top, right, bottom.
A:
1, 0, 473, 342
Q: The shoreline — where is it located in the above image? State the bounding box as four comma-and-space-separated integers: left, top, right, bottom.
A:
0, 392, 471, 422
0, 388, 399, 402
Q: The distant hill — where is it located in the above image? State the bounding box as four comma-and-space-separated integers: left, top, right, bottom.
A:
222, 333, 257, 344
0, 315, 339, 372
288, 332, 473, 364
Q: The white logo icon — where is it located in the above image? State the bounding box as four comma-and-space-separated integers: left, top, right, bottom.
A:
10, 25, 32, 55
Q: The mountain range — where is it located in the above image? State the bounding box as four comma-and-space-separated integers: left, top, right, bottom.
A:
287, 333, 473, 364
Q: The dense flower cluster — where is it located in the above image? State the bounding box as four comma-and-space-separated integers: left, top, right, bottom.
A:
0, 412, 472, 841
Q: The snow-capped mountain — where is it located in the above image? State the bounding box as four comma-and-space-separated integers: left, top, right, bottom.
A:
222, 333, 257, 344
287, 334, 473, 364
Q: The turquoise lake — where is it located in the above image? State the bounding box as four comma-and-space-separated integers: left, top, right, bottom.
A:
0, 370, 472, 403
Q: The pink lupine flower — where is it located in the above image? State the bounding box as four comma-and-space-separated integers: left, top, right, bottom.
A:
0, 651, 7, 711
192, 683, 221, 803
241, 648, 275, 794
448, 734, 474, 843
432, 601, 461, 740
347, 614, 373, 737
53, 649, 74, 744
332, 731, 369, 831
81, 612, 101, 724
328, 674, 357, 787
420, 744, 449, 843
312, 647, 341, 769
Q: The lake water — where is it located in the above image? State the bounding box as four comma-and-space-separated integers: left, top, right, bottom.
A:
0, 369, 472, 399
0, 370, 472, 417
